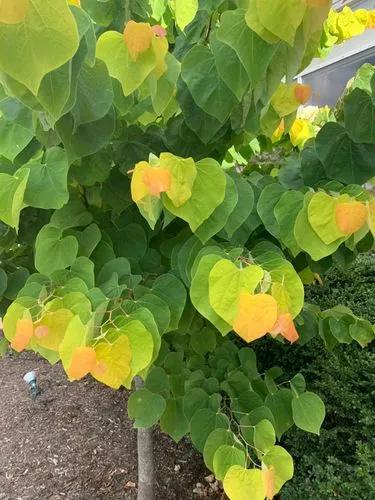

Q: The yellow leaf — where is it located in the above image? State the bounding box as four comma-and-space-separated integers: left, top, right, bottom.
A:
223, 466, 264, 500
68, 0, 80, 6
335, 201, 368, 235
34, 309, 74, 352
0, 0, 29, 25
271, 83, 299, 117
174, 0, 199, 31
152, 36, 169, 79
263, 465, 276, 499
10, 316, 34, 352
271, 282, 291, 315
160, 152, 197, 207
233, 292, 278, 343
91, 336, 132, 389
68, 346, 97, 381
123, 20, 154, 62
367, 200, 375, 235
270, 313, 299, 344
272, 119, 285, 143
289, 119, 315, 148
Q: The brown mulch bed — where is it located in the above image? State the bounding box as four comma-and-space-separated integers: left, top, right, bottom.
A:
0, 353, 221, 500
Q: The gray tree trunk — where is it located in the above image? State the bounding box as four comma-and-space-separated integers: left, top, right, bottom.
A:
135, 377, 155, 500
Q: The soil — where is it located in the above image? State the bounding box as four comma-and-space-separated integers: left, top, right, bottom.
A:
0, 353, 222, 500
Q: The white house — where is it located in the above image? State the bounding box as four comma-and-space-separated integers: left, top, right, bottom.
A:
298, 0, 375, 105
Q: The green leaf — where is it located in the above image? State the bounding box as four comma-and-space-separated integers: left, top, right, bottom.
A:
96, 31, 156, 96
160, 397, 189, 442
349, 319, 375, 348
35, 225, 79, 276
56, 107, 116, 163
183, 388, 210, 422
316, 122, 375, 185
145, 366, 170, 398
19, 147, 69, 209
191, 326, 217, 356
152, 274, 186, 331
71, 59, 114, 127
0, 98, 34, 161
203, 429, 237, 472
190, 408, 229, 452
253, 419, 276, 454
210, 32, 250, 102
307, 192, 347, 245
224, 175, 255, 238
294, 193, 345, 262
119, 320, 154, 385
0, 169, 29, 230
344, 88, 375, 144
274, 190, 304, 256
209, 258, 264, 324
181, 45, 238, 123
257, 183, 286, 239
150, 53, 180, 115
262, 445, 294, 494
290, 373, 306, 395
50, 199, 93, 230
128, 388, 166, 428
0, 0, 79, 95
190, 253, 232, 335
292, 391, 325, 435
163, 158, 227, 232
223, 466, 264, 500
195, 174, 238, 244
256, 0, 306, 46
256, 252, 304, 319
213, 444, 247, 481
217, 9, 278, 86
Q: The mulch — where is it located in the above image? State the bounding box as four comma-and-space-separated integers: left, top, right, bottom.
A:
0, 353, 222, 500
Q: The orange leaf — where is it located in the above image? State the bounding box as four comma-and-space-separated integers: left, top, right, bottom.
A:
270, 313, 299, 344
152, 25, 167, 37
123, 20, 153, 61
263, 466, 276, 500
142, 167, 171, 197
34, 325, 49, 339
294, 84, 312, 104
335, 201, 367, 235
68, 347, 97, 381
11, 317, 34, 352
233, 292, 278, 343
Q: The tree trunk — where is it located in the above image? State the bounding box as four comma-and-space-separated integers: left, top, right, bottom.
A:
135, 377, 155, 500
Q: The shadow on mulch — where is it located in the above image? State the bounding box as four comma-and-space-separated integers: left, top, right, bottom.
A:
0, 353, 221, 500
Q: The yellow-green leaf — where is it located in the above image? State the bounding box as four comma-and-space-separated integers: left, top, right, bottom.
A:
91, 335, 132, 389
223, 466, 265, 500
209, 259, 264, 324
0, 0, 79, 95
173, 0, 198, 31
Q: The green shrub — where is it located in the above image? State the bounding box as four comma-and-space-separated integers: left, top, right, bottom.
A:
256, 254, 375, 499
